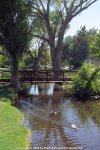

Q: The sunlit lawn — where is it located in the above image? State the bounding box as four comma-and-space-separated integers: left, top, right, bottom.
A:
0, 85, 30, 150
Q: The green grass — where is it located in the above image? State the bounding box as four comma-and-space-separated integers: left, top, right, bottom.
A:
0, 102, 30, 150
0, 85, 30, 150
63, 82, 74, 96
0, 68, 11, 80
0, 68, 9, 71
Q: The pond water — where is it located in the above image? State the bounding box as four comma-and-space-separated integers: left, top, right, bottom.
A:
19, 83, 100, 150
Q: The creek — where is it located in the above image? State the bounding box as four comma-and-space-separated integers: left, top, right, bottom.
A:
18, 83, 100, 150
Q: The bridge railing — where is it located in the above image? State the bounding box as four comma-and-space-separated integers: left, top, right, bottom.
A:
18, 69, 77, 82
0, 69, 77, 82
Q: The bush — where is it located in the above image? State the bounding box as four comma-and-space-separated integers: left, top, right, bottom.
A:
73, 63, 100, 98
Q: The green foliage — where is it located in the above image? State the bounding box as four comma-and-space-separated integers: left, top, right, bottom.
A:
72, 27, 89, 68
73, 63, 100, 98
32, 0, 97, 71
20, 52, 33, 68
39, 47, 51, 68
0, 85, 17, 103
0, 0, 34, 89
0, 47, 10, 67
62, 27, 100, 69
0, 0, 33, 59
90, 31, 100, 58
62, 26, 89, 68
0, 55, 4, 64
62, 36, 74, 66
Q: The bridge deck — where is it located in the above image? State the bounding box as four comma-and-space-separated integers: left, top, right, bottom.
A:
0, 69, 77, 83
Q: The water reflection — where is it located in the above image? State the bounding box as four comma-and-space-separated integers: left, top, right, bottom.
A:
29, 84, 39, 95
19, 83, 100, 150
29, 83, 55, 96
72, 100, 100, 126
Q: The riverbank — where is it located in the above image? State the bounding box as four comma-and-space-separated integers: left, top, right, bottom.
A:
63, 82, 74, 96
0, 85, 30, 150
63, 82, 100, 100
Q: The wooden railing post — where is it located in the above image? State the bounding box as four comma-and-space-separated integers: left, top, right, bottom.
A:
31, 70, 32, 83
63, 70, 64, 82
1, 71, 3, 80
47, 70, 48, 82
2, 71, 3, 80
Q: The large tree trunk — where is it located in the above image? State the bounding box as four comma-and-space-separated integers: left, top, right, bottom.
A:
51, 50, 62, 71
50, 47, 62, 78
10, 58, 22, 91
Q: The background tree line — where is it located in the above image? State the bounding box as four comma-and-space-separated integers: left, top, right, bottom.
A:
0, 0, 98, 90
0, 26, 100, 69
62, 26, 100, 69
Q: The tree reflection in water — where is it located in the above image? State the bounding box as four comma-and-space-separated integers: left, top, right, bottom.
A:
72, 99, 100, 126
20, 83, 100, 150
20, 83, 80, 148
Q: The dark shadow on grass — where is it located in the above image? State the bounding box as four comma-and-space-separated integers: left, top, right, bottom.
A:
0, 85, 16, 102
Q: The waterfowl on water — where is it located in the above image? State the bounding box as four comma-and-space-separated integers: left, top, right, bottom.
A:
71, 124, 78, 129
50, 110, 58, 116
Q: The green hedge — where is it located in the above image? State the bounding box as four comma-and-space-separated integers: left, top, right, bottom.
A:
73, 63, 100, 98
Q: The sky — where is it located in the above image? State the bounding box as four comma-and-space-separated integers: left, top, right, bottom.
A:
66, 0, 100, 36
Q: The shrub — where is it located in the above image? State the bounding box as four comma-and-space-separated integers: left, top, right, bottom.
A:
73, 63, 100, 98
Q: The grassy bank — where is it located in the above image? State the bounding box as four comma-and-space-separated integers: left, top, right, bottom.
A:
0, 85, 16, 103
0, 85, 30, 150
63, 82, 74, 96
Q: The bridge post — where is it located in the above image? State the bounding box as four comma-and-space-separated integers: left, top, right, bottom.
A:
31, 70, 32, 84
47, 70, 48, 82
1, 71, 3, 80
63, 70, 64, 82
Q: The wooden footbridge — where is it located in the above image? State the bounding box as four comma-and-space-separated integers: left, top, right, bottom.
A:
0, 69, 77, 83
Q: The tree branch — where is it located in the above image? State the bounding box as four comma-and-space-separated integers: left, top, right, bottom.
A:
57, 0, 98, 52
72, 0, 97, 17
33, 34, 49, 43
39, 0, 46, 13
47, 0, 51, 14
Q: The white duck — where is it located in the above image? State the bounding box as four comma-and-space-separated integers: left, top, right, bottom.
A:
71, 124, 78, 129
